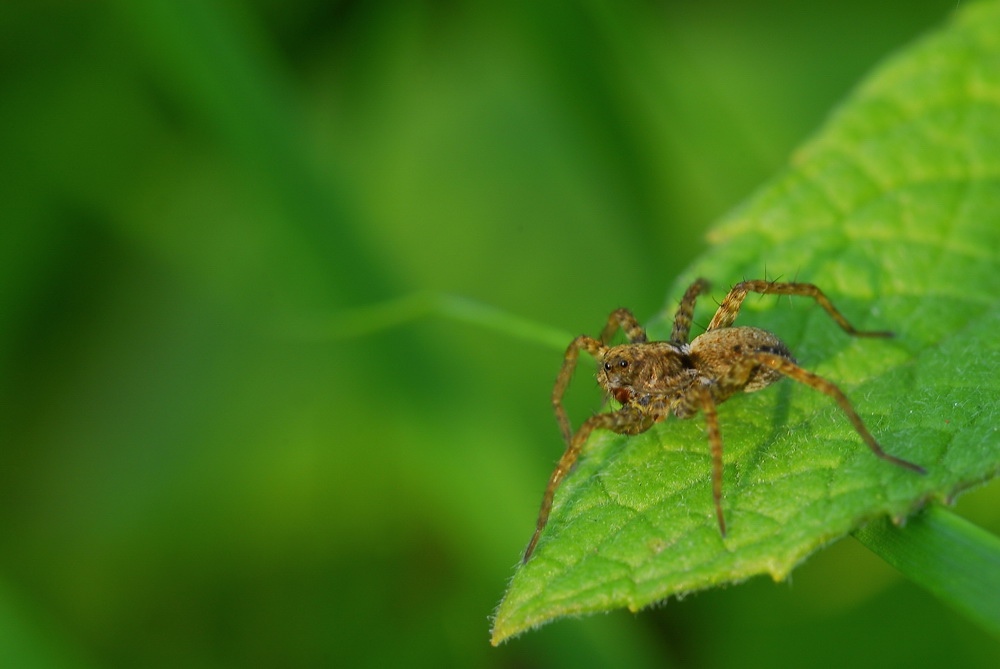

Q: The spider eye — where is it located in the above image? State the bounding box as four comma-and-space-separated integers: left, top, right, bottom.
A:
619, 360, 629, 368
603, 362, 612, 371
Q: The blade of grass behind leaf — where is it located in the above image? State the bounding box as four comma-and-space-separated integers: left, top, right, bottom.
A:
853, 505, 1000, 639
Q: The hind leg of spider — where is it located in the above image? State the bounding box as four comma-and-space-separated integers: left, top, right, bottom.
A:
753, 352, 925, 474
696, 386, 727, 536
524, 407, 653, 563
670, 278, 712, 344
707, 280, 893, 338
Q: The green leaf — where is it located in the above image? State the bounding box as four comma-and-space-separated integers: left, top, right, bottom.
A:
492, 2, 1000, 645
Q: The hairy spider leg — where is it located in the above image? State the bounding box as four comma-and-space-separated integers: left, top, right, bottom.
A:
552, 310, 648, 446
599, 308, 648, 346
551, 335, 604, 446
523, 407, 653, 563
753, 352, 926, 474
696, 386, 727, 535
689, 347, 786, 537
532, 308, 652, 563
670, 278, 712, 344
688, 342, 924, 537
707, 280, 894, 337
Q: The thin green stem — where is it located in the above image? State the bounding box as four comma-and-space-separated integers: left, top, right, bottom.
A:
435, 295, 573, 351
288, 292, 573, 352
853, 505, 1000, 639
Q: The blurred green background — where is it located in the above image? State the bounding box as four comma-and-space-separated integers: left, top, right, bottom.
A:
1, 0, 998, 667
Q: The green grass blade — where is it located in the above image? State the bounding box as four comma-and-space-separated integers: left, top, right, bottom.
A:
288, 292, 573, 351
853, 506, 1000, 639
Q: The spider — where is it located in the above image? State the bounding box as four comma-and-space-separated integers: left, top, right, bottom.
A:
522, 278, 925, 563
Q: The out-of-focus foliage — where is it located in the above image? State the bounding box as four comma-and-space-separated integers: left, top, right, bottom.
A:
0, 1, 996, 667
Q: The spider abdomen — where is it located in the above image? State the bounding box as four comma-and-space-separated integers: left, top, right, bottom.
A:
689, 326, 794, 395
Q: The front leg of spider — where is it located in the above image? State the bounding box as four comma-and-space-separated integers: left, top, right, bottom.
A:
550, 308, 648, 447
524, 309, 652, 563
522, 405, 652, 563
524, 286, 713, 562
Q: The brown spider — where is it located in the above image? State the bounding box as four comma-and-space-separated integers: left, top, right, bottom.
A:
522, 278, 925, 563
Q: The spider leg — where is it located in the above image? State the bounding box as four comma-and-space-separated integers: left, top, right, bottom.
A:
524, 407, 652, 563
538, 308, 652, 562
753, 352, 925, 474
696, 384, 727, 536
706, 280, 893, 337
599, 308, 648, 345
670, 278, 711, 344
553, 309, 647, 446
552, 335, 604, 446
